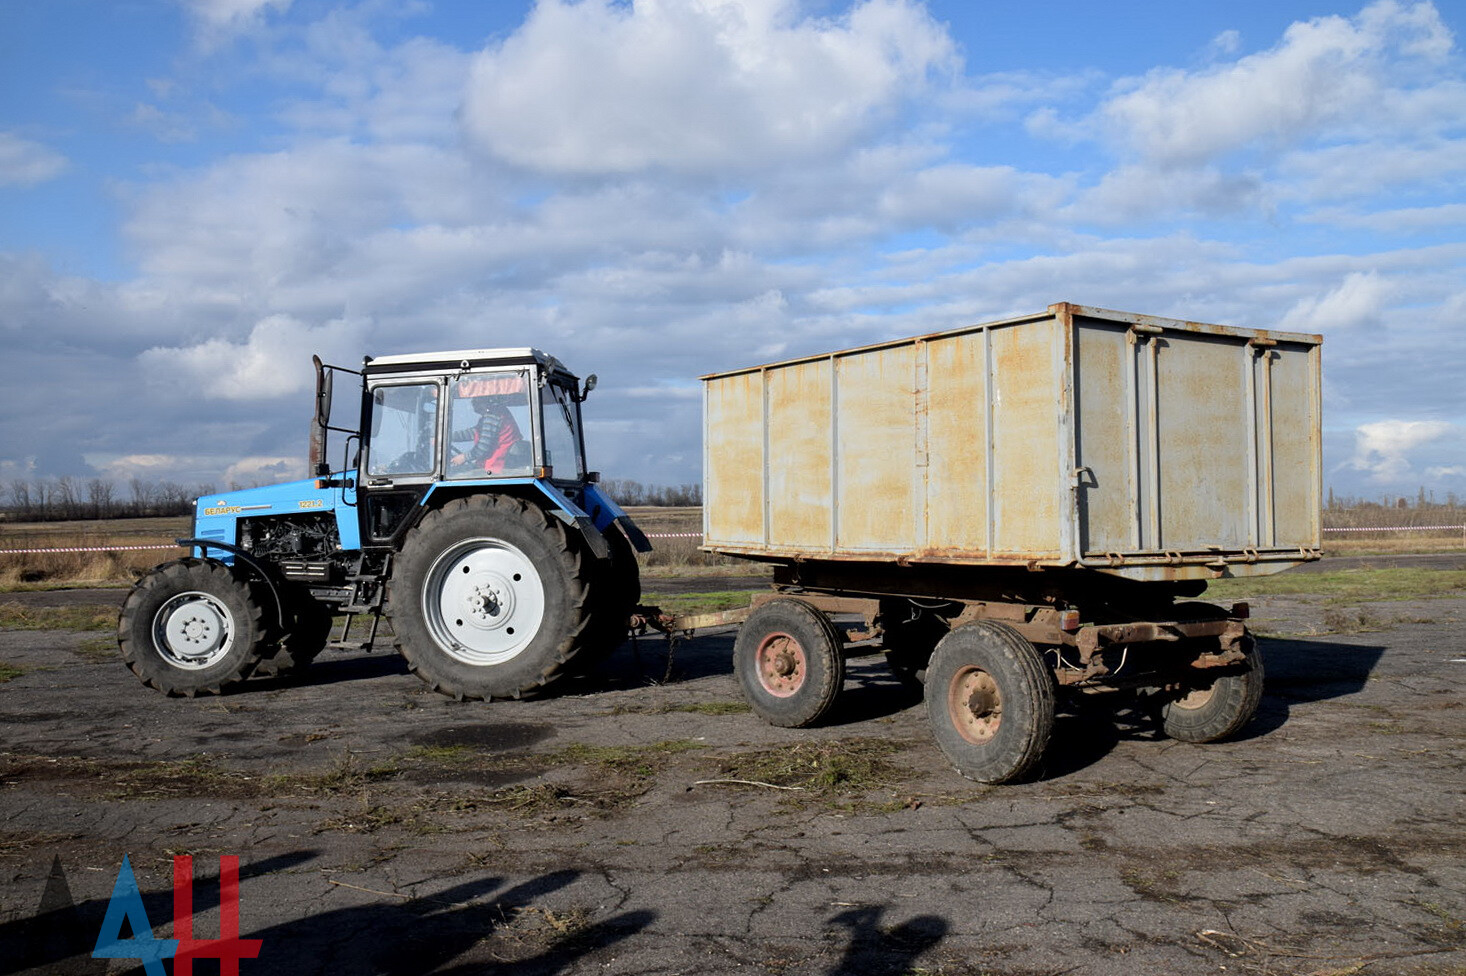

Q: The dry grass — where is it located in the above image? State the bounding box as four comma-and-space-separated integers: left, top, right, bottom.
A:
0, 517, 189, 588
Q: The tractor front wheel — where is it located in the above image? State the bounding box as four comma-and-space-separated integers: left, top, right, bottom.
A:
390, 495, 593, 700
117, 558, 268, 696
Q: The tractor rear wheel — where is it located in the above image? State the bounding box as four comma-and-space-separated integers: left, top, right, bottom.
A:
574, 524, 641, 673
117, 558, 267, 696
390, 495, 593, 700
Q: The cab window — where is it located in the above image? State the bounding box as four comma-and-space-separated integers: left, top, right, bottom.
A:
367, 384, 439, 477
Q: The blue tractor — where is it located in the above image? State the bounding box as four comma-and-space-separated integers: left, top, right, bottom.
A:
118, 348, 650, 700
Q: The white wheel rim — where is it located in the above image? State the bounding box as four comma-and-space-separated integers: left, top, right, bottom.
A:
153, 591, 235, 670
423, 538, 545, 666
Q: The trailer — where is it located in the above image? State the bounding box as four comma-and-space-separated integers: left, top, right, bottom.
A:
694, 302, 1323, 783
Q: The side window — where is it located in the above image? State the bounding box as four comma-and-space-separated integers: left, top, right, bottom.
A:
446, 371, 534, 479
367, 384, 439, 477
540, 382, 585, 480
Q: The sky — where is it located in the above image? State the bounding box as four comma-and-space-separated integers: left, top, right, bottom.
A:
1, 0, 1463, 502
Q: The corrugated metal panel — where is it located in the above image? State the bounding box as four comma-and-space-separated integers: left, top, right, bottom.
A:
767, 360, 834, 549
703, 370, 764, 546
1073, 319, 1133, 554
1155, 332, 1252, 550
924, 331, 989, 555
1267, 341, 1322, 548
989, 321, 1063, 558
834, 344, 918, 551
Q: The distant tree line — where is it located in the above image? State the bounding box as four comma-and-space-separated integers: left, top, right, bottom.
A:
597, 479, 702, 507
3, 475, 704, 522
3, 477, 218, 522
1325, 486, 1462, 512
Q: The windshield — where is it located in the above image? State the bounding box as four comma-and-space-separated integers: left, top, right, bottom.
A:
540, 380, 585, 481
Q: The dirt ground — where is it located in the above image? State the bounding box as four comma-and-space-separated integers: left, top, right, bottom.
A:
1, 571, 1463, 975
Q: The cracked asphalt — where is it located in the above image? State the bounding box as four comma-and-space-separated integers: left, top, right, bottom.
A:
1, 579, 1463, 976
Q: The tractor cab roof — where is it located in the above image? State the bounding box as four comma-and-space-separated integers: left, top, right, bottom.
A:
363, 347, 572, 377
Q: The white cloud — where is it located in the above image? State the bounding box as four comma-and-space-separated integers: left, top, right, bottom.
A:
461, 0, 956, 176
1094, 1, 1456, 167
1302, 202, 1466, 232
178, 0, 291, 45
139, 314, 368, 400
0, 133, 68, 187
222, 455, 298, 487
1280, 271, 1392, 333
1345, 419, 1455, 482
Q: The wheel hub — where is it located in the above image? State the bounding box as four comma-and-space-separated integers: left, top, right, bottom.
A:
153, 591, 235, 670
423, 539, 546, 667
949, 666, 1003, 744
756, 633, 806, 698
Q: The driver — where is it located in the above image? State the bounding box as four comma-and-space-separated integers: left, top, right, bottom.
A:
451, 395, 523, 475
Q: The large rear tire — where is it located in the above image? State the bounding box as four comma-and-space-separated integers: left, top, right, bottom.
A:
734, 598, 845, 728
925, 621, 1056, 784
574, 524, 641, 673
390, 495, 593, 700
117, 558, 267, 697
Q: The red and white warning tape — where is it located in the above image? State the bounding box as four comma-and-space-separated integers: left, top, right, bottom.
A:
1321, 525, 1465, 533
0, 543, 185, 555
0, 535, 708, 554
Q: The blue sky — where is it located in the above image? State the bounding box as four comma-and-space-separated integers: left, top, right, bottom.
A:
1, 0, 1463, 500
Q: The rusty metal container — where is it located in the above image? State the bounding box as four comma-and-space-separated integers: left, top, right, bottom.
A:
701, 303, 1322, 582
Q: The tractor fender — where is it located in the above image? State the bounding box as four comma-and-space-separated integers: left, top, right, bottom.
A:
176, 538, 288, 632
416, 480, 613, 561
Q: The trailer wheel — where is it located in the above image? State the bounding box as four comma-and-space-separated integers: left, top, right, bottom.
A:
734, 598, 845, 728
391, 495, 592, 700
256, 594, 334, 676
1161, 633, 1264, 743
117, 558, 267, 697
925, 622, 1055, 784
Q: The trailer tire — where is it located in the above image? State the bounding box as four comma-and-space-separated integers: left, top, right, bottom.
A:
925, 621, 1055, 784
1161, 633, 1264, 743
734, 598, 845, 728
117, 558, 267, 697
391, 495, 592, 700
257, 593, 334, 676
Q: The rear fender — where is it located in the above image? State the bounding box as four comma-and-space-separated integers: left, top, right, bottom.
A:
419, 478, 613, 560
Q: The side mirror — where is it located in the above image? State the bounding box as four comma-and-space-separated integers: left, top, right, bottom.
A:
579, 374, 598, 401
309, 355, 333, 477
315, 356, 333, 425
